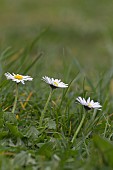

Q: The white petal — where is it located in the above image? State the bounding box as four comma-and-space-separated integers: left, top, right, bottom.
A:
21, 80, 25, 84
87, 97, 90, 103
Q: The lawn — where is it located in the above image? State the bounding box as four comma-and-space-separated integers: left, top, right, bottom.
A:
0, 0, 113, 169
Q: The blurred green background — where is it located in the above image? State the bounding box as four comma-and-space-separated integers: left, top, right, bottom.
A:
0, 0, 113, 72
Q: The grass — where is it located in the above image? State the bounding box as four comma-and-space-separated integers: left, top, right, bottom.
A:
0, 0, 113, 169
1, 41, 113, 170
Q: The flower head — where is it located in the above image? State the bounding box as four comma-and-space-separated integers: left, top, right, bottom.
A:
5, 72, 33, 84
42, 76, 68, 89
76, 96, 102, 110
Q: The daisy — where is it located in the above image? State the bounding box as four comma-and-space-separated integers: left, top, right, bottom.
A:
71, 97, 102, 143
42, 76, 68, 89
76, 96, 102, 110
5, 72, 33, 114
5, 72, 33, 84
39, 76, 68, 127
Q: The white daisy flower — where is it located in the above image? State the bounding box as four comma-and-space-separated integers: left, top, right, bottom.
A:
42, 76, 68, 89
76, 96, 102, 110
5, 72, 33, 84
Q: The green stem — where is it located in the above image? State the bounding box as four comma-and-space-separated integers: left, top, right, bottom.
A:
12, 83, 18, 114
39, 88, 53, 127
71, 110, 87, 143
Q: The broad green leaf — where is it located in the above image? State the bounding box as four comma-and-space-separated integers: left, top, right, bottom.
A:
6, 123, 23, 138
37, 142, 53, 158
47, 119, 56, 130
93, 135, 113, 167
26, 126, 39, 139
13, 151, 36, 168
3, 112, 17, 124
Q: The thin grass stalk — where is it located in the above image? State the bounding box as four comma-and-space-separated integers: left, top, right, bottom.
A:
12, 83, 18, 114
71, 109, 87, 143
39, 88, 53, 127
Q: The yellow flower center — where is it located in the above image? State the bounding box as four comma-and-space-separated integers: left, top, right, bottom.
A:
88, 103, 92, 107
54, 81, 58, 86
14, 74, 23, 80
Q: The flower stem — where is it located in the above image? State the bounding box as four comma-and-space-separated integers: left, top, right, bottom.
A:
12, 83, 18, 114
71, 109, 87, 143
39, 88, 53, 127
